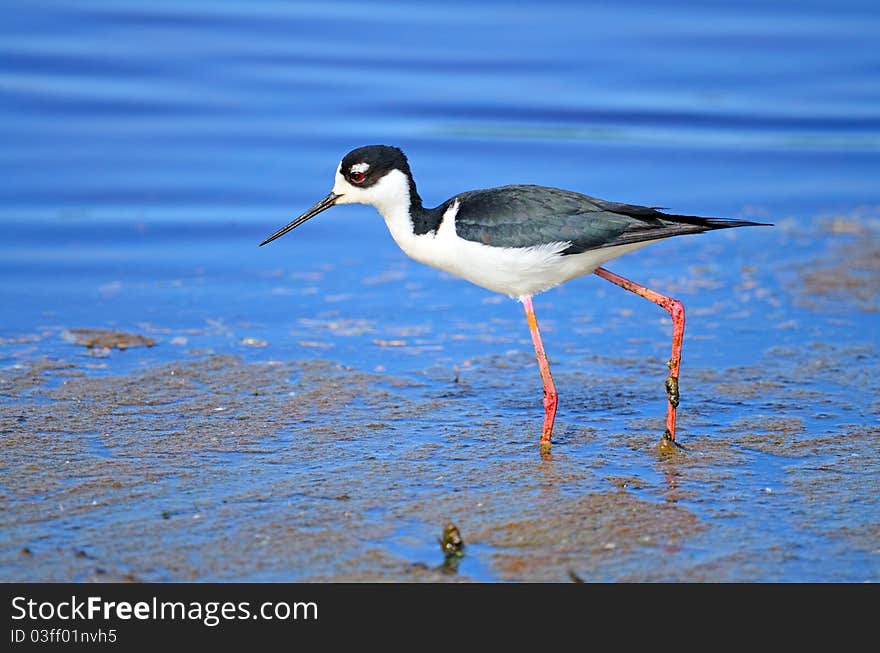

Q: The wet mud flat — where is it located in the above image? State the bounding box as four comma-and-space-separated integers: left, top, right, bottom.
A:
1, 218, 878, 582
1, 348, 877, 582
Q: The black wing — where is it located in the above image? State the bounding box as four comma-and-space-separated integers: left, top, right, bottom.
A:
449, 185, 768, 255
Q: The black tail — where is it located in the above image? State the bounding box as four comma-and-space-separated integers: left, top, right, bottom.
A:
595, 202, 772, 249
657, 212, 771, 230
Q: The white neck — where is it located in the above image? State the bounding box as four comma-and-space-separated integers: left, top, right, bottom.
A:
367, 169, 414, 224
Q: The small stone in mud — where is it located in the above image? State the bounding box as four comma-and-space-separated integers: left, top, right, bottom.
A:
63, 328, 155, 350
439, 522, 465, 558
607, 476, 644, 490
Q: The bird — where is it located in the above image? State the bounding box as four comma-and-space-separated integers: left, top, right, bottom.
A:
261, 145, 769, 449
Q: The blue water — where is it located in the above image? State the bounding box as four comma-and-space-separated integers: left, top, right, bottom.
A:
1, 1, 878, 581
2, 0, 878, 361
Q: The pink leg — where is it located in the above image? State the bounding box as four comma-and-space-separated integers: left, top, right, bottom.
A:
522, 295, 558, 446
594, 267, 686, 443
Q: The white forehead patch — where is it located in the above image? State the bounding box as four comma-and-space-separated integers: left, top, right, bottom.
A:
351, 162, 370, 174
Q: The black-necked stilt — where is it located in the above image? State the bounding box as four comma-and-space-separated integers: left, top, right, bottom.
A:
261, 145, 769, 449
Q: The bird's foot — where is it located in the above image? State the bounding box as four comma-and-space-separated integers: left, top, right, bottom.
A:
539, 443, 553, 461
658, 429, 686, 452
539, 432, 553, 454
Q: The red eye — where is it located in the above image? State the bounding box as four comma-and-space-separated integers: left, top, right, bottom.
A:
350, 171, 366, 183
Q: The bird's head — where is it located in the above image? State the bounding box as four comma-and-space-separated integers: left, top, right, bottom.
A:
260, 145, 417, 247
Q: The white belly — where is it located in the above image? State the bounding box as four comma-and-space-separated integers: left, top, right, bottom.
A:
380, 200, 657, 298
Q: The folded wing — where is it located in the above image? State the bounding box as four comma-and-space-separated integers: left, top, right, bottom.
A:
451, 185, 768, 255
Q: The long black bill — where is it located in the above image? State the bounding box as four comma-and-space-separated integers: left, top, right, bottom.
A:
259, 192, 341, 246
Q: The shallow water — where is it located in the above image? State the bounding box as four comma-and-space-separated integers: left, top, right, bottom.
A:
1, 1, 878, 581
